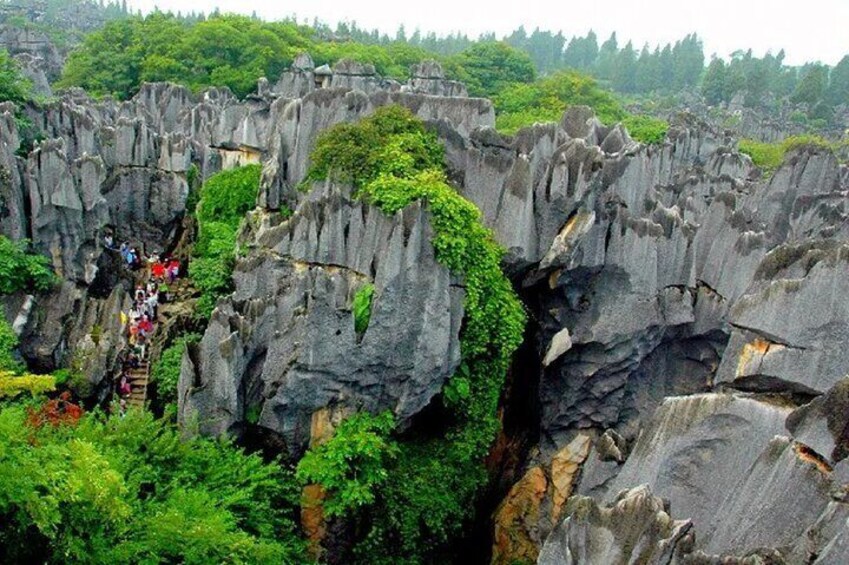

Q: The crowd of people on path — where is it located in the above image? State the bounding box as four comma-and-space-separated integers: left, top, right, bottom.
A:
115, 243, 182, 415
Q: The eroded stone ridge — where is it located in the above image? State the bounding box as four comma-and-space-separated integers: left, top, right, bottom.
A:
178, 183, 464, 455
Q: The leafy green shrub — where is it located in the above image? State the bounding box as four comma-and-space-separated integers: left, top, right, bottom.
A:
0, 318, 21, 373
781, 134, 833, 153
52, 368, 71, 387
301, 105, 526, 561
493, 70, 668, 144
739, 139, 784, 172
151, 333, 201, 403
739, 134, 835, 174
190, 165, 261, 319
0, 402, 307, 563
0, 370, 55, 398
352, 283, 375, 334
296, 411, 398, 517
0, 49, 32, 105
621, 114, 669, 145
0, 236, 58, 295
245, 404, 261, 425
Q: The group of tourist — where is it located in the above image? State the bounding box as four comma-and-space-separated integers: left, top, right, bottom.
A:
116, 247, 182, 415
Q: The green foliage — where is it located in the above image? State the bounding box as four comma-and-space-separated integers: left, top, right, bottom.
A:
739, 134, 836, 174
791, 64, 827, 107
245, 405, 261, 425
190, 165, 261, 319
494, 70, 623, 132
493, 70, 668, 144
352, 283, 375, 335
303, 105, 444, 191
447, 41, 535, 97
0, 49, 33, 106
0, 236, 58, 295
185, 163, 201, 214
151, 333, 201, 403
196, 164, 262, 227
296, 411, 398, 517
0, 318, 22, 373
0, 370, 55, 398
0, 402, 306, 563
52, 368, 71, 387
58, 14, 304, 98
303, 106, 526, 561
621, 114, 669, 145
738, 139, 789, 173
59, 14, 443, 99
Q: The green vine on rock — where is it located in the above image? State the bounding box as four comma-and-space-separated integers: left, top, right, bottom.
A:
352, 283, 375, 335
299, 105, 526, 562
190, 164, 261, 319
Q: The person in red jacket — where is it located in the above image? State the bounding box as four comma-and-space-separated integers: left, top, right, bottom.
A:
151, 260, 166, 280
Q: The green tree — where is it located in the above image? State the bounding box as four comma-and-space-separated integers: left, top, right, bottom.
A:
151, 333, 201, 404
191, 164, 261, 317
563, 30, 598, 70
0, 237, 57, 295
826, 55, 849, 107
450, 41, 535, 97
595, 32, 618, 80
296, 411, 398, 517
0, 50, 32, 105
791, 64, 827, 107
635, 45, 660, 93
612, 40, 637, 92
702, 57, 728, 104
0, 402, 306, 563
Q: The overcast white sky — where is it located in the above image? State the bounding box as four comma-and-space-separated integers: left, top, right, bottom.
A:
128, 0, 849, 66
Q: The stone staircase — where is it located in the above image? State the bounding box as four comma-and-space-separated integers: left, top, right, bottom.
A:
126, 357, 149, 408
122, 277, 194, 410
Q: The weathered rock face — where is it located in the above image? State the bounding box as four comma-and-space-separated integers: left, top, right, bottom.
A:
1, 80, 284, 383
0, 24, 64, 82
1, 55, 487, 394
542, 406, 842, 564
260, 86, 495, 212
538, 485, 694, 565
451, 103, 849, 561
12, 52, 52, 97
787, 377, 849, 465
405, 60, 469, 97
178, 183, 464, 455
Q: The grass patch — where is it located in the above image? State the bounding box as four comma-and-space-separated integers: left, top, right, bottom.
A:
739, 134, 838, 174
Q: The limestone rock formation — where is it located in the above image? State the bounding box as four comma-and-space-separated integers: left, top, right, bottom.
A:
2, 45, 849, 565
538, 485, 694, 565
787, 376, 849, 465
178, 183, 464, 454
0, 24, 64, 82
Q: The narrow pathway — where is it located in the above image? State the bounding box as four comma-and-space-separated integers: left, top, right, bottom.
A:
117, 251, 186, 412
126, 357, 149, 408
